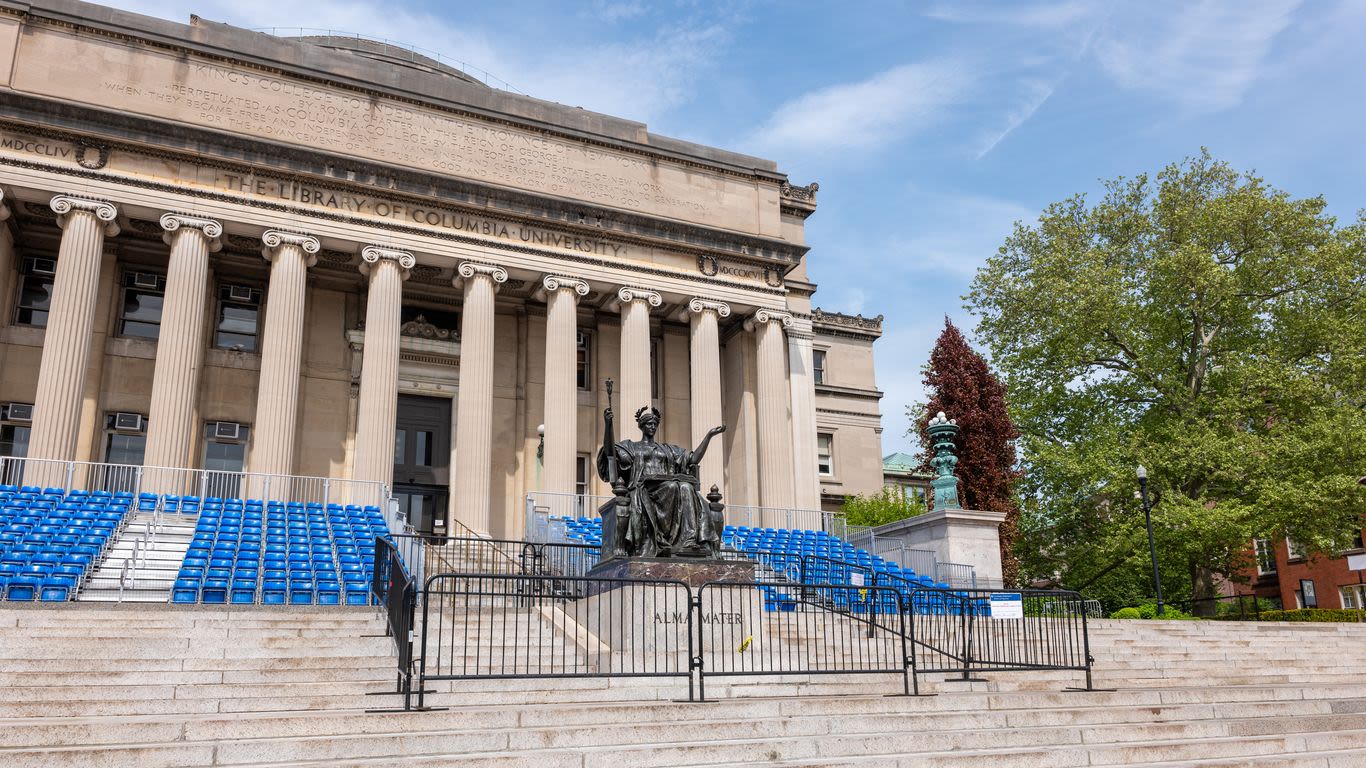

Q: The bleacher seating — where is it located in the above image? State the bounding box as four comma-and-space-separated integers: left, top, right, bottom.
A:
0, 485, 131, 601
171, 499, 388, 606
553, 516, 951, 611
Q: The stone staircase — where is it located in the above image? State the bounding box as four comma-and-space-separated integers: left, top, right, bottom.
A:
79, 511, 196, 602
3, 604, 1366, 766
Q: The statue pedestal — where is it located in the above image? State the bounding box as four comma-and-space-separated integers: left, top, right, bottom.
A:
586, 557, 756, 589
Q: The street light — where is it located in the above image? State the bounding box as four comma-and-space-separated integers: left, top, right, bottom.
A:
1136, 465, 1164, 616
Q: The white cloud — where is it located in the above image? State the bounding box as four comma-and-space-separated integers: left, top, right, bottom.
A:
1091, 0, 1302, 111
976, 77, 1058, 159
902, 192, 1035, 278
748, 61, 975, 157
923, 1, 1100, 30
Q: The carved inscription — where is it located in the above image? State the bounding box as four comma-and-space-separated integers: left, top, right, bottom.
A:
654, 611, 744, 626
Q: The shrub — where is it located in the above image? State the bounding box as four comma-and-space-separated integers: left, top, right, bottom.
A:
1258, 609, 1365, 623
1109, 603, 1196, 620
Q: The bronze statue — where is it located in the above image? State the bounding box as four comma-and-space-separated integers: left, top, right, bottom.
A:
597, 379, 725, 559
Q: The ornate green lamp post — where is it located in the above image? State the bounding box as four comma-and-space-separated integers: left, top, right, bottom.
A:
1136, 464, 1164, 616
927, 411, 961, 511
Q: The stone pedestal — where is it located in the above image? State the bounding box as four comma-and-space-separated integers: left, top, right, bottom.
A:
586, 557, 756, 589
872, 507, 1007, 585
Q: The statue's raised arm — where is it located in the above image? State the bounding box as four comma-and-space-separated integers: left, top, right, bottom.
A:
690, 425, 726, 468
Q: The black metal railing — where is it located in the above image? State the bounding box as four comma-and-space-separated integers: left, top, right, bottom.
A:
372, 536, 418, 707
416, 573, 695, 707
906, 587, 1093, 693
694, 580, 911, 700
367, 542, 1096, 705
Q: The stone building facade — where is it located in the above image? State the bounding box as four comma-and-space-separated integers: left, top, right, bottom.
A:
0, 0, 887, 537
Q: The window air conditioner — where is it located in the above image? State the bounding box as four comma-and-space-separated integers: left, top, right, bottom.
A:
133, 272, 161, 290
213, 421, 242, 441
114, 412, 146, 433
5, 403, 34, 422
28, 258, 57, 276
228, 285, 255, 302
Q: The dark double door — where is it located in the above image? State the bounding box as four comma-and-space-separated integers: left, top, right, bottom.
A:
392, 394, 451, 535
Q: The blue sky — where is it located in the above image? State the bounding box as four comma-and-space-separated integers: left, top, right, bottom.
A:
111, 0, 1366, 454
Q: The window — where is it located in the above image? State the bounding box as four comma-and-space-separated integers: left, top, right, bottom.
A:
203, 423, 249, 497
215, 284, 261, 351
576, 331, 592, 390
15, 257, 55, 327
0, 424, 29, 458
1341, 585, 1366, 610
203, 423, 249, 473
813, 349, 827, 385
414, 431, 434, 466
118, 271, 166, 339
103, 413, 147, 466
817, 433, 834, 476
1253, 539, 1276, 575
394, 429, 406, 465
886, 482, 928, 510
1286, 537, 1308, 561
575, 454, 591, 515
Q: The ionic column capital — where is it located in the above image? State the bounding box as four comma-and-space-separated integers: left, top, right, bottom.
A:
261, 229, 321, 266
50, 195, 118, 236
744, 308, 794, 332
0, 189, 11, 222
538, 274, 590, 299
359, 245, 416, 280
613, 286, 663, 311
454, 261, 509, 292
682, 297, 732, 321
160, 213, 223, 252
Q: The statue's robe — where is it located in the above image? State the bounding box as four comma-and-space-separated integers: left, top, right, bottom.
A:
596, 439, 720, 557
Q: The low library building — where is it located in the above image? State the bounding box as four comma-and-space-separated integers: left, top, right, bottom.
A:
0, 0, 888, 537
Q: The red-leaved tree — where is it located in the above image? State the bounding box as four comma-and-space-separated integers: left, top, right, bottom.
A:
916, 317, 1022, 586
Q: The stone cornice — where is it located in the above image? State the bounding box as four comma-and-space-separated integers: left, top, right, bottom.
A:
160, 212, 223, 252
49, 194, 118, 235
815, 383, 885, 401
0, 112, 805, 278
812, 307, 884, 339
261, 229, 321, 267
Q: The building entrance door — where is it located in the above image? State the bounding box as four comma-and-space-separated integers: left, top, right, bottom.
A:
393, 394, 451, 535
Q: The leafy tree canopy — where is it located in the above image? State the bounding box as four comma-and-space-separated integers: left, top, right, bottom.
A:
967, 151, 1366, 603
842, 486, 926, 528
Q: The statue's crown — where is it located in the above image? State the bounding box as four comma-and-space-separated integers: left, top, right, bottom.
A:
634, 406, 661, 423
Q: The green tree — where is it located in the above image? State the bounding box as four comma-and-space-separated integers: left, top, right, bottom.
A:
841, 486, 925, 528
967, 151, 1366, 605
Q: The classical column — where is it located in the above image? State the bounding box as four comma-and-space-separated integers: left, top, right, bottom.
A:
144, 214, 221, 472
539, 275, 589, 502
746, 308, 796, 521
248, 230, 320, 478
451, 261, 508, 535
685, 298, 730, 495
615, 286, 662, 423
788, 328, 822, 511
353, 246, 414, 488
28, 196, 118, 467
0, 191, 12, 325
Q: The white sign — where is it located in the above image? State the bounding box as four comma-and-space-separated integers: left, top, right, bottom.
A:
849, 572, 866, 587
1347, 553, 1366, 571
989, 593, 1024, 619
